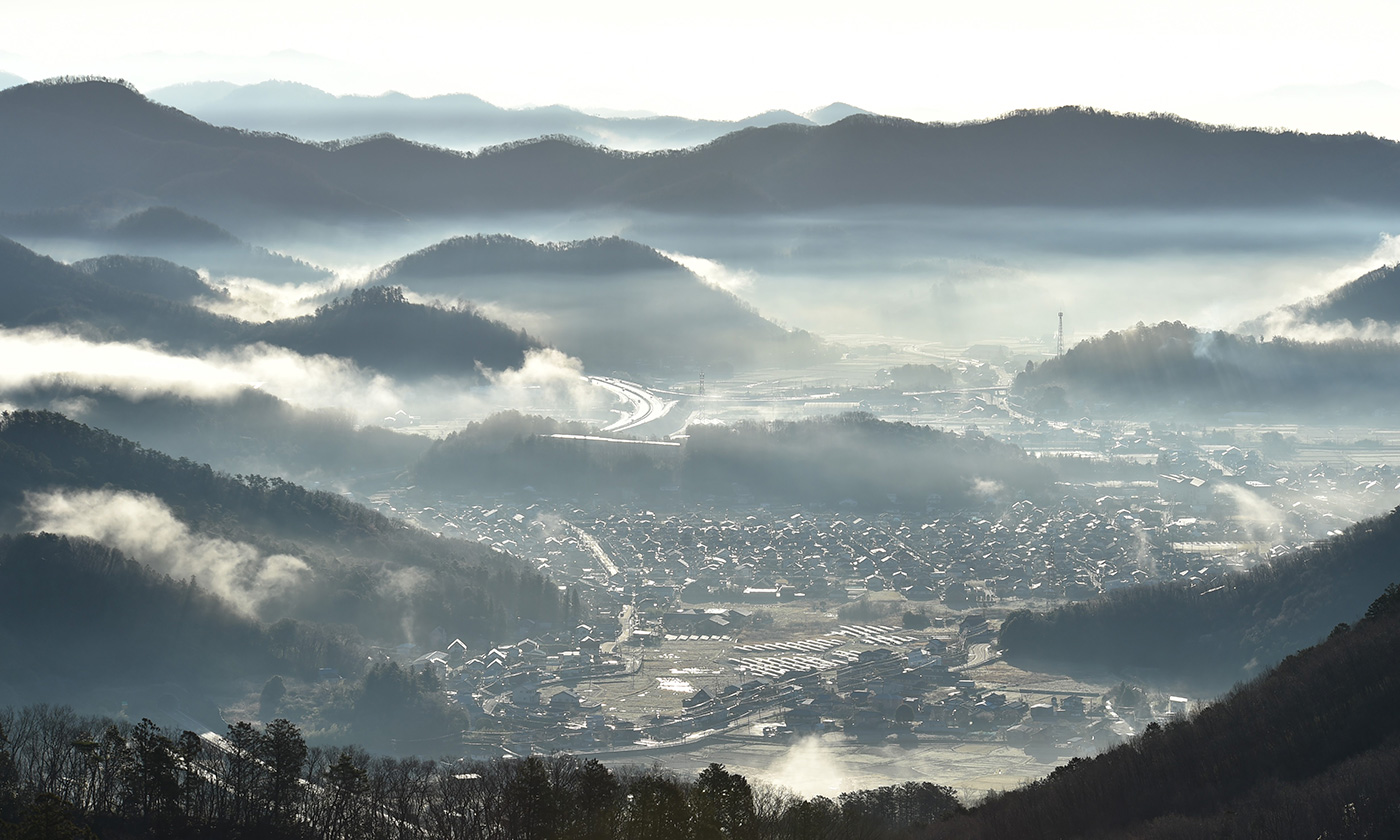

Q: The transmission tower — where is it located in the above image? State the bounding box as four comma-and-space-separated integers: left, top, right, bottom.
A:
1056, 311, 1064, 358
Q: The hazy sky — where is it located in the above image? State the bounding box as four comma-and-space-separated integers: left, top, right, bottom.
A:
5, 0, 1400, 132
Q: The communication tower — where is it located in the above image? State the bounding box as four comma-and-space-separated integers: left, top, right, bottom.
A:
699, 372, 706, 397
1056, 311, 1064, 358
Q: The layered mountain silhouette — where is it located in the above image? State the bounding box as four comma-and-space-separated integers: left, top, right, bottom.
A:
0, 236, 538, 379
5, 79, 1400, 231
369, 234, 821, 370
0, 204, 333, 282
149, 79, 867, 151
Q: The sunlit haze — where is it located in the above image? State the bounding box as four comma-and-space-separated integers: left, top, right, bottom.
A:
6, 0, 1400, 135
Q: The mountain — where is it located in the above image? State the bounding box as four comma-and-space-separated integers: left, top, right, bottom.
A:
8, 80, 1400, 231
0, 79, 397, 226
998, 503, 1400, 691
805, 102, 872, 124
370, 234, 821, 371
0, 204, 334, 283
0, 236, 540, 379
1272, 262, 1400, 328
248, 285, 538, 378
148, 79, 821, 152
938, 586, 1400, 839
0, 532, 356, 689
71, 254, 226, 303
0, 234, 246, 349
0, 71, 23, 90
0, 410, 568, 646
1014, 320, 1400, 418
410, 411, 1053, 510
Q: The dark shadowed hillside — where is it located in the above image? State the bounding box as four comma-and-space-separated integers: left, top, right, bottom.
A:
937, 586, 1400, 839
998, 504, 1400, 690
0, 532, 360, 686
248, 285, 538, 378
0, 410, 569, 645
70, 254, 226, 303
0, 237, 540, 379
372, 234, 821, 371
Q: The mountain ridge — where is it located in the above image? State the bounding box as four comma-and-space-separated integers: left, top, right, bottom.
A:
7, 80, 1400, 230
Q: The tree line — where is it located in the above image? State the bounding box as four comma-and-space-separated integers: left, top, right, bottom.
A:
0, 706, 961, 840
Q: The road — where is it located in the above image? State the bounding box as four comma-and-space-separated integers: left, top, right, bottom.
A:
562, 520, 619, 579
953, 643, 1002, 672
590, 376, 677, 433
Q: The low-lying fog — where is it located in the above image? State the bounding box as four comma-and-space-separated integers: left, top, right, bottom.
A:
229, 206, 1400, 348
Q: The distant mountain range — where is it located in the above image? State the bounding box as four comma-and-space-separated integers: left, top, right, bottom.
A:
5, 79, 1400, 233
148, 79, 871, 152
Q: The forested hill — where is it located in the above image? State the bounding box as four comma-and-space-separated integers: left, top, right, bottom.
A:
0, 410, 569, 644
937, 586, 1400, 839
70, 254, 225, 303
1279, 262, 1400, 328
6, 79, 1400, 227
372, 235, 820, 371
0, 237, 540, 379
998, 503, 1400, 690
1014, 320, 1400, 416
248, 286, 539, 378
410, 411, 1053, 510
370, 233, 683, 278
0, 532, 360, 684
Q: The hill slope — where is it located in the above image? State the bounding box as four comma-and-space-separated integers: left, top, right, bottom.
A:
0, 410, 568, 644
998, 503, 1400, 690
1273, 262, 1400, 329
371, 234, 820, 371
0, 236, 540, 379
1014, 320, 1400, 417
939, 587, 1400, 839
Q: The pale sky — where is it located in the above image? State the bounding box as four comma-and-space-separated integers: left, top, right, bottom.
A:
5, 0, 1400, 133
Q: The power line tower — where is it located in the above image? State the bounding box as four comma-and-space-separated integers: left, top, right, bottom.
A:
1056, 311, 1064, 358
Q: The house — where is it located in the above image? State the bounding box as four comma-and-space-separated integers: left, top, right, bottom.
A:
549, 690, 583, 712
683, 688, 714, 710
